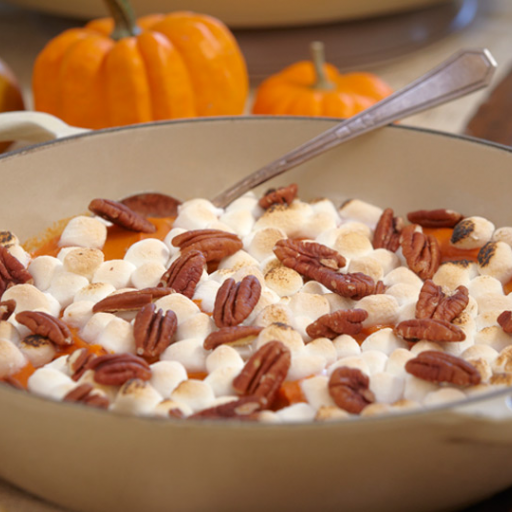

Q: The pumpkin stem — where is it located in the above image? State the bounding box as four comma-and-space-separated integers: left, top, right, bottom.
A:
103, 0, 141, 40
310, 41, 334, 91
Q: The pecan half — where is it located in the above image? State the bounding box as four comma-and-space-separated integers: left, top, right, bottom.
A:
190, 396, 263, 420
374, 280, 387, 295
395, 318, 465, 342
498, 311, 512, 334
0, 299, 15, 320
88, 198, 156, 233
159, 250, 205, 298
134, 303, 177, 358
373, 208, 403, 252
274, 238, 346, 272
313, 268, 375, 300
405, 350, 481, 386
63, 383, 109, 409
213, 275, 262, 328
259, 183, 298, 209
400, 224, 441, 280
69, 348, 97, 382
92, 287, 173, 313
172, 229, 242, 262
233, 341, 291, 407
16, 311, 72, 347
328, 367, 374, 414
416, 280, 469, 322
306, 309, 368, 339
203, 325, 263, 350
0, 245, 33, 298
407, 209, 463, 228
85, 353, 151, 386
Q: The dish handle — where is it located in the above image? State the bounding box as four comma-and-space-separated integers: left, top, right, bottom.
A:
0, 111, 88, 145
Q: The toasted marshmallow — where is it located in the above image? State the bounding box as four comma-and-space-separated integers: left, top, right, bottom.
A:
315, 406, 351, 421
386, 348, 415, 377
383, 267, 424, 288
153, 399, 193, 418
332, 335, 361, 358
28, 256, 63, 291
372, 249, 401, 276
170, 379, 216, 413
477, 241, 512, 284
348, 256, 383, 282
19, 334, 56, 367
192, 279, 221, 314
356, 294, 399, 327
218, 250, 259, 272
0, 321, 20, 344
467, 358, 492, 382
27, 367, 73, 399
301, 281, 329, 295
361, 350, 388, 375
92, 260, 136, 289
492, 226, 512, 247
206, 345, 245, 373
391, 399, 422, 412
275, 403, 317, 422
339, 221, 373, 239
74, 282, 116, 304
112, 379, 162, 416
245, 227, 287, 262
149, 361, 188, 398
288, 292, 330, 321
288, 350, 326, 381
254, 303, 294, 328
311, 198, 340, 220
256, 323, 304, 353
385, 283, 420, 306
62, 247, 104, 280
204, 366, 240, 397
163, 228, 187, 255
124, 239, 170, 268
226, 193, 261, 215
475, 311, 502, 330
245, 289, 281, 325
423, 388, 466, 406
475, 293, 512, 315
232, 266, 265, 288
305, 338, 337, 366
47, 271, 90, 308
63, 301, 94, 329
339, 199, 383, 227
361, 328, 408, 356
176, 313, 213, 342
409, 341, 444, 355
492, 345, 512, 373
173, 199, 222, 230
396, 301, 417, 323
300, 211, 338, 240
253, 202, 312, 238
334, 231, 373, 260
80, 312, 116, 343
155, 293, 200, 324
450, 216, 494, 250
219, 209, 255, 238
323, 293, 353, 314
59, 216, 107, 249
403, 374, 439, 402
0, 339, 26, 378
433, 260, 478, 290
161, 338, 207, 373
301, 376, 336, 409
264, 265, 303, 297
468, 275, 504, 299
369, 372, 404, 404
97, 317, 135, 354
360, 403, 393, 417
461, 344, 499, 368
327, 356, 369, 376
0, 231, 18, 248
3, 283, 58, 316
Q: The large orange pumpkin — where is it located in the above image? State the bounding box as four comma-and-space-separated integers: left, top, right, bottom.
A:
33, 0, 248, 129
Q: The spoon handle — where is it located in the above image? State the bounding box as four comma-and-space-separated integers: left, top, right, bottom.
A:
211, 48, 496, 208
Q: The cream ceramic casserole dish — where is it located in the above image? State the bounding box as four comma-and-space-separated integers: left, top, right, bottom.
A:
1, 115, 512, 512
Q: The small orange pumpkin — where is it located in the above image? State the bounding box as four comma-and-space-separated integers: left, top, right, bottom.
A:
33, 0, 248, 129
252, 42, 392, 117
0, 57, 25, 153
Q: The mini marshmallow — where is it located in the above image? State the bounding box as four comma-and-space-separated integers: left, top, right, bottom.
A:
219, 209, 255, 238
27, 367, 73, 399
3, 284, 58, 316
204, 366, 240, 397
492, 345, 512, 373
111, 379, 162, 416
361, 350, 388, 375
0, 339, 26, 378
450, 216, 495, 250
59, 215, 107, 249
305, 337, 337, 366
92, 260, 136, 289
130, 261, 167, 289
383, 267, 424, 289
338, 221, 373, 239
299, 211, 338, 240
176, 312, 213, 341
301, 376, 336, 409
28, 256, 63, 291
490, 373, 512, 387
492, 226, 512, 247
208, 268, 236, 284
56, 247, 78, 262
332, 335, 361, 358
75, 369, 117, 401
464, 296, 479, 318
124, 239, 170, 268
74, 282, 116, 304
170, 379, 216, 413
258, 411, 281, 423
356, 294, 400, 327
369, 372, 404, 404
461, 344, 499, 365
371, 249, 401, 276
310, 198, 340, 221
475, 311, 502, 330
218, 250, 260, 271
474, 326, 512, 352
386, 348, 415, 378
46, 355, 70, 374
467, 358, 492, 382
288, 351, 326, 381
327, 356, 369, 376
161, 338, 208, 373
315, 406, 351, 421
245, 227, 287, 262
80, 312, 116, 343
361, 328, 408, 356
163, 228, 187, 255
323, 293, 353, 314
253, 202, 312, 238
300, 281, 329, 295
206, 345, 245, 373
385, 283, 420, 306
391, 399, 421, 412
63, 247, 104, 279
204, 221, 235, 233
360, 403, 393, 417
63, 301, 94, 329
334, 231, 373, 259
153, 399, 193, 418
47, 271, 90, 308
476, 293, 512, 315
155, 293, 200, 323
468, 275, 504, 299
315, 227, 344, 249
19, 335, 56, 367
275, 403, 317, 422
193, 279, 221, 314
348, 256, 383, 283
173, 199, 222, 230
288, 292, 330, 321
254, 303, 294, 328
149, 360, 188, 398
423, 388, 466, 406
339, 199, 383, 227
0, 321, 20, 344
409, 341, 444, 355
477, 241, 512, 284
225, 193, 261, 216
232, 265, 265, 287
433, 260, 478, 290
403, 374, 439, 402
97, 317, 135, 354
0, 231, 18, 248
8, 245, 30, 269
245, 289, 281, 325
256, 323, 304, 353
264, 265, 303, 297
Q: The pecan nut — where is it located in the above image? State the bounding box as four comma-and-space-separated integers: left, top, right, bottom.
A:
16, 311, 72, 347
373, 208, 403, 252
395, 318, 465, 342
416, 280, 469, 322
213, 275, 262, 328
405, 350, 481, 386
498, 311, 512, 334
69, 348, 97, 382
259, 183, 298, 209
306, 309, 368, 340
159, 250, 205, 298
120, 192, 180, 218
314, 268, 375, 301
0, 299, 15, 321
203, 325, 263, 350
85, 353, 151, 386
89, 198, 156, 233
92, 287, 174, 313
0, 246, 33, 298
134, 303, 177, 358
63, 383, 110, 409
400, 224, 441, 280
172, 229, 243, 262
190, 396, 263, 420
407, 209, 464, 228
328, 366, 375, 414
233, 341, 291, 407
